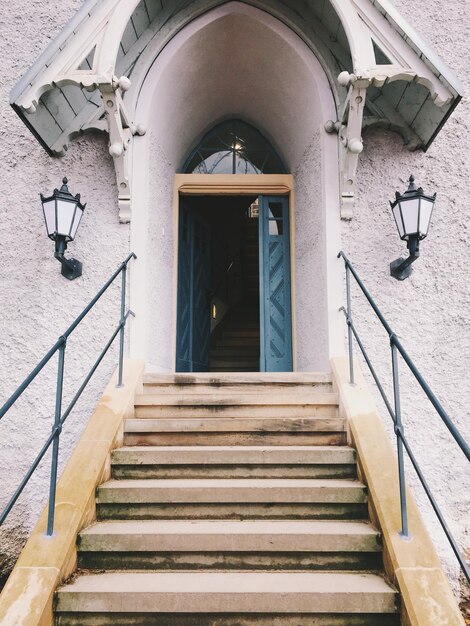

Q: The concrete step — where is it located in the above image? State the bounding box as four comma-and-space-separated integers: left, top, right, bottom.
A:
124, 417, 346, 433
124, 433, 346, 447
135, 392, 338, 406
78, 519, 382, 571
142, 382, 333, 395
56, 572, 398, 620
133, 405, 340, 421
123, 417, 346, 447
97, 478, 367, 520
143, 373, 332, 384
111, 445, 357, 479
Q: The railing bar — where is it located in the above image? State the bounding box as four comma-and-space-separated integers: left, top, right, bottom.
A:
399, 431, 470, 583
0, 312, 133, 529
0, 430, 56, 526
47, 344, 66, 535
347, 317, 396, 423
338, 251, 395, 337
63, 253, 136, 339
345, 266, 355, 384
0, 338, 64, 420
0, 254, 136, 422
60, 316, 129, 426
339, 251, 470, 461
391, 343, 409, 538
393, 337, 470, 462
117, 264, 127, 388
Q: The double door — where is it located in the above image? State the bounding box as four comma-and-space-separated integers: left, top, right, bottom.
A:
176, 195, 292, 372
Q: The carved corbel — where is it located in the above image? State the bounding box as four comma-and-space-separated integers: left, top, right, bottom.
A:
100, 76, 146, 223
325, 72, 370, 220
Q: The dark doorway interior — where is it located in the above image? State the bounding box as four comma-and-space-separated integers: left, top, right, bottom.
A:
177, 195, 260, 372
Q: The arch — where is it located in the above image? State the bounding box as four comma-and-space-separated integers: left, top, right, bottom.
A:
182, 119, 287, 175
128, 2, 343, 371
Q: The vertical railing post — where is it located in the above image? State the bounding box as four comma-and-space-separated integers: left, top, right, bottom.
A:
391, 339, 410, 539
117, 264, 127, 388
345, 264, 355, 384
47, 340, 65, 536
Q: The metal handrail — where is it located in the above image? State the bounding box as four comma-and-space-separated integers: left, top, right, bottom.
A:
338, 250, 470, 583
0, 253, 136, 535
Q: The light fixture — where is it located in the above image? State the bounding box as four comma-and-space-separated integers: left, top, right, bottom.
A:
390, 175, 436, 281
40, 177, 86, 280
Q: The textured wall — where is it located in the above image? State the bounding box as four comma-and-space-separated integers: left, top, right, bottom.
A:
0, 0, 131, 585
341, 0, 469, 598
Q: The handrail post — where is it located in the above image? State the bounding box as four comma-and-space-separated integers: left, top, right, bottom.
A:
345, 265, 355, 385
47, 340, 65, 536
117, 264, 127, 388
391, 340, 410, 539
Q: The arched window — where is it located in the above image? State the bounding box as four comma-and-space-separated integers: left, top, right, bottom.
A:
183, 119, 286, 174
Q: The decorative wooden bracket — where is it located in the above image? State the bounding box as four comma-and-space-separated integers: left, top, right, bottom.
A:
99, 77, 146, 223
325, 72, 370, 220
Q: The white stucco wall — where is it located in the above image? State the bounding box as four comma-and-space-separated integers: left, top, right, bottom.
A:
0, 0, 131, 584
341, 0, 470, 600
0, 0, 468, 609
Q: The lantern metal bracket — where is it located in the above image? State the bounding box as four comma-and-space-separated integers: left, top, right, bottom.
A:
54, 237, 82, 280
390, 235, 420, 281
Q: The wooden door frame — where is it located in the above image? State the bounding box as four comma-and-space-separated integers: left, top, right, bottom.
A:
172, 174, 296, 371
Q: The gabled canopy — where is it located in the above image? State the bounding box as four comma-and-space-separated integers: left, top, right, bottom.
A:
10, 0, 463, 220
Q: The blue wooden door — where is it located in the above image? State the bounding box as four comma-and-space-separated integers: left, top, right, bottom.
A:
259, 195, 293, 372
176, 202, 211, 372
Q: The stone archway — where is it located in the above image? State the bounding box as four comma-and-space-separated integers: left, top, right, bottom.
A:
128, 2, 343, 372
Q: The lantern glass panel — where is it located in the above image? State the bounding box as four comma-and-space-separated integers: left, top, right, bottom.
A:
57, 199, 76, 238
392, 203, 405, 238
401, 197, 420, 237
43, 199, 56, 237
419, 198, 434, 236
70, 207, 83, 239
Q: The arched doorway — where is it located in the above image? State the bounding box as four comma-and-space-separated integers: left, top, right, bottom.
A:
129, 2, 343, 372
176, 120, 292, 372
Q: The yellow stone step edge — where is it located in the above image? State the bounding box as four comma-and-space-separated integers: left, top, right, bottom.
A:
0, 359, 145, 626
331, 356, 464, 626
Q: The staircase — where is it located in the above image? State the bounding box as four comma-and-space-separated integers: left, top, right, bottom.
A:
210, 306, 260, 372
210, 215, 260, 372
55, 373, 399, 625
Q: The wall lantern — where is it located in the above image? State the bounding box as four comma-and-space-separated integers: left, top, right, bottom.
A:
40, 177, 85, 280
390, 175, 436, 280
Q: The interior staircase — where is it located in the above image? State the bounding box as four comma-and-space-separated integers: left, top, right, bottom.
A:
210, 215, 260, 372
210, 305, 260, 372
55, 373, 399, 625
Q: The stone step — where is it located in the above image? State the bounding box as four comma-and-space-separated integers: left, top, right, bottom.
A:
123, 417, 346, 448
97, 478, 367, 520
124, 417, 346, 433
142, 372, 332, 386
134, 404, 339, 420
56, 572, 398, 620
77, 519, 382, 571
135, 392, 338, 406
111, 445, 356, 479
142, 382, 333, 395
124, 433, 346, 447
